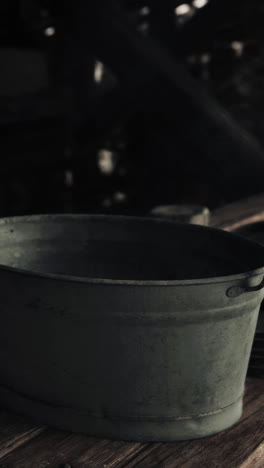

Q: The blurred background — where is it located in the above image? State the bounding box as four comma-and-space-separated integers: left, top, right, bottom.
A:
1, 0, 264, 217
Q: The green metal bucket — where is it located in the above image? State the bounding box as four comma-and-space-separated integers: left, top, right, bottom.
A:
0, 215, 263, 441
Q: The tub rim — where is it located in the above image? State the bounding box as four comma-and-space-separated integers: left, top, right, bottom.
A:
0, 213, 263, 287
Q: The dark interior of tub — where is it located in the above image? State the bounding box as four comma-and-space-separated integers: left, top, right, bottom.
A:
234, 222, 264, 246
0, 216, 263, 281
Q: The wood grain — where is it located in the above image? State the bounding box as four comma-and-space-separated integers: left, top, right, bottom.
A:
0, 431, 105, 468
210, 193, 264, 230
240, 442, 264, 468
0, 409, 46, 460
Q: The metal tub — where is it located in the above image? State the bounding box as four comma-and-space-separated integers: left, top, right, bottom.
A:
0, 214, 263, 441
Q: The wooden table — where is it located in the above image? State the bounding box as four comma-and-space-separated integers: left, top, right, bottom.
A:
1, 194, 264, 467
210, 192, 264, 231
0, 379, 263, 467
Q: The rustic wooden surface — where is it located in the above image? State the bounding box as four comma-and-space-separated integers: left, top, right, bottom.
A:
0, 378, 262, 467
210, 192, 264, 231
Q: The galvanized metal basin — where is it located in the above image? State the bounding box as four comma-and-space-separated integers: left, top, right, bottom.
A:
0, 214, 263, 441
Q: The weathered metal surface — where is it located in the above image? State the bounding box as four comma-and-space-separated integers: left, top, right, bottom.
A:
0, 378, 262, 467
211, 197, 264, 378
0, 214, 263, 441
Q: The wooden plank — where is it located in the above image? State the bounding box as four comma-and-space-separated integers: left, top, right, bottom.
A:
210, 193, 264, 230
240, 442, 264, 468
0, 430, 105, 467
0, 429, 146, 468
72, 440, 149, 468
0, 409, 46, 460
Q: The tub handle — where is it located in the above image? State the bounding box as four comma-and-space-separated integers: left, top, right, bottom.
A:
227, 278, 264, 297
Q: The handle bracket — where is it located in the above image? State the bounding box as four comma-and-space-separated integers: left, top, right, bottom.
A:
226, 278, 264, 298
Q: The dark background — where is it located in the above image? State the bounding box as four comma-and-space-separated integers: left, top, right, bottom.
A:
1, 0, 264, 217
